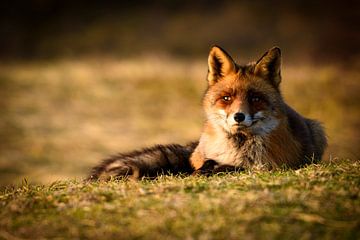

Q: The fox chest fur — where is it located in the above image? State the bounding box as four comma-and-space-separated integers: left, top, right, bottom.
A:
197, 129, 269, 168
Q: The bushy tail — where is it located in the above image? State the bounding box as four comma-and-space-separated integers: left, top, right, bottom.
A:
88, 142, 198, 181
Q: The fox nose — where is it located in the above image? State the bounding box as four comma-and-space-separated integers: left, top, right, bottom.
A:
234, 112, 246, 123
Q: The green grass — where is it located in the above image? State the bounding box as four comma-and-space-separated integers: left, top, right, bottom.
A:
1, 160, 359, 239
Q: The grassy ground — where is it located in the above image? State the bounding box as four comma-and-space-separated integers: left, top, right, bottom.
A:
0, 160, 359, 239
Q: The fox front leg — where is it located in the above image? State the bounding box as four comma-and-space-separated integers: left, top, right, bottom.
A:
189, 147, 206, 170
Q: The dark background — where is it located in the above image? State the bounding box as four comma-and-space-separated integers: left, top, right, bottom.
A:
0, 0, 359, 63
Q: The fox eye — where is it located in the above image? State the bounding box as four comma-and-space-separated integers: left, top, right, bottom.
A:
250, 96, 261, 103
222, 96, 231, 102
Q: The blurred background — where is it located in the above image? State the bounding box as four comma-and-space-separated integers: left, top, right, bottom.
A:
0, 0, 359, 186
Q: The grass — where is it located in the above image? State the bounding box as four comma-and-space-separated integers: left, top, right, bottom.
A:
0, 160, 359, 239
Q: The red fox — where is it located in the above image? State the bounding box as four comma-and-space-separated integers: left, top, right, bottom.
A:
89, 46, 327, 180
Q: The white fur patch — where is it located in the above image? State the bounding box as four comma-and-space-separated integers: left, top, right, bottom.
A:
200, 131, 269, 167
105, 162, 123, 171
243, 114, 253, 127
253, 111, 265, 119
252, 115, 279, 135
216, 109, 230, 132
218, 109, 227, 117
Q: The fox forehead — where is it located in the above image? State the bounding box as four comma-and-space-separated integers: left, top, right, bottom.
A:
207, 70, 278, 100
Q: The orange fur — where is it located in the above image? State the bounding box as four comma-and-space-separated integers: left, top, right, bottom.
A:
190, 46, 327, 170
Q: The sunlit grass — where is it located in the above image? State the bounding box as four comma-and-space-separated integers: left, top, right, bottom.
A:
0, 160, 359, 239
0, 57, 359, 185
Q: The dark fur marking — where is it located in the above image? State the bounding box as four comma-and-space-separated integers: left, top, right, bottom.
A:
230, 132, 247, 147
285, 105, 320, 165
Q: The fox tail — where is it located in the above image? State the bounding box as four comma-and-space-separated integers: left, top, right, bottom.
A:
88, 142, 198, 181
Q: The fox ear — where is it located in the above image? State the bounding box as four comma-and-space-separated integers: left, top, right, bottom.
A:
207, 45, 237, 86
254, 47, 282, 88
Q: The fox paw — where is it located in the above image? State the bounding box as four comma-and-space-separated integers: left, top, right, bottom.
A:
192, 159, 239, 176
192, 159, 218, 176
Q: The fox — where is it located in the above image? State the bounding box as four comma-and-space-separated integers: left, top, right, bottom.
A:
88, 46, 327, 181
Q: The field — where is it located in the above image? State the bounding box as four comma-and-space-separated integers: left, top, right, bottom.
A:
0, 160, 359, 239
0, 56, 359, 239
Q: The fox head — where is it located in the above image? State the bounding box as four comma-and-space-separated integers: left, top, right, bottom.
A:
203, 46, 285, 137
